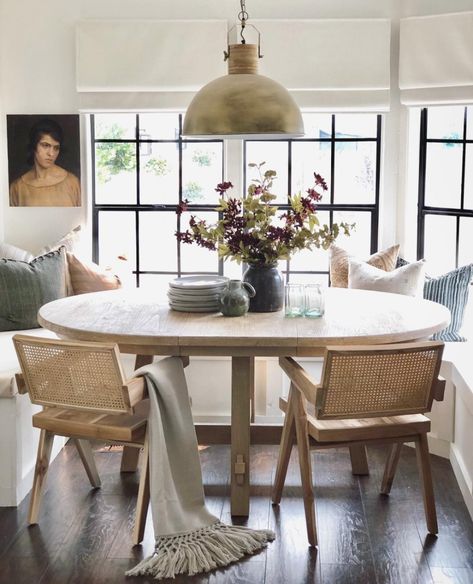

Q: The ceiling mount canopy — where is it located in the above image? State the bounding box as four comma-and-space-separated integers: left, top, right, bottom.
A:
182, 0, 304, 139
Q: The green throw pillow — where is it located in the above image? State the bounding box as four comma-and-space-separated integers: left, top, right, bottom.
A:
0, 247, 67, 331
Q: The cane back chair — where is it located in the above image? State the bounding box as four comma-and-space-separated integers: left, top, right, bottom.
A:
13, 334, 150, 545
272, 341, 445, 547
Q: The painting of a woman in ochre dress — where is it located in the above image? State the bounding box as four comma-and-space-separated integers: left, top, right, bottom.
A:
8, 115, 81, 207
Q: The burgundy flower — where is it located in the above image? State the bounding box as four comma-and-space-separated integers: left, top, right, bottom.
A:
306, 188, 322, 202
313, 173, 328, 191
215, 181, 234, 195
176, 199, 189, 215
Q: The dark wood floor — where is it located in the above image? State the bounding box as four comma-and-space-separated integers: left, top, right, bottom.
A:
1, 442, 473, 584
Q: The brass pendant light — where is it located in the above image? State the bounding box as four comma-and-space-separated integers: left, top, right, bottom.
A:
182, 0, 304, 139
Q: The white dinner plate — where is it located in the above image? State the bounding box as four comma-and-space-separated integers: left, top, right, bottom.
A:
169, 303, 221, 313
169, 276, 229, 290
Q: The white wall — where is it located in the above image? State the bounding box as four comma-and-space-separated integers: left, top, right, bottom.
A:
4, 0, 473, 252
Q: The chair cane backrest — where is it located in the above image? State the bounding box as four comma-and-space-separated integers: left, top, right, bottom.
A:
316, 342, 444, 420
13, 334, 132, 414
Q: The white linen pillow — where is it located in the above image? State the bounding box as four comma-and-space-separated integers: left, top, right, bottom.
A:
39, 225, 82, 255
0, 242, 34, 262
348, 258, 425, 297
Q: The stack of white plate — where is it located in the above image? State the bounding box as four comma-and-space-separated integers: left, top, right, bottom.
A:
168, 276, 229, 313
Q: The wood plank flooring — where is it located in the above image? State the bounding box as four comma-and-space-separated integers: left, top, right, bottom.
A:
0, 442, 472, 584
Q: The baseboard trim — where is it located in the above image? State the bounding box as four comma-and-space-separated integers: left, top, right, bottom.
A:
450, 443, 473, 522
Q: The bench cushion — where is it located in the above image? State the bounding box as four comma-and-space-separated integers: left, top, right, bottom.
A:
0, 328, 58, 398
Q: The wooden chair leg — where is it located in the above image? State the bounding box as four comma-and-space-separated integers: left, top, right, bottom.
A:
272, 393, 296, 505
28, 429, 55, 525
132, 434, 150, 545
292, 385, 318, 548
381, 443, 403, 495
349, 445, 369, 475
415, 433, 438, 534
74, 439, 101, 488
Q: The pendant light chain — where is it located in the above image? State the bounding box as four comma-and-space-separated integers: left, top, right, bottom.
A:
238, 0, 249, 44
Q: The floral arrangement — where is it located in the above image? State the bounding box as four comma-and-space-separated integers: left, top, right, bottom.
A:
176, 162, 353, 266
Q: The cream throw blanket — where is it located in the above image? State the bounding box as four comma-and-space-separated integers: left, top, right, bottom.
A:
126, 357, 275, 579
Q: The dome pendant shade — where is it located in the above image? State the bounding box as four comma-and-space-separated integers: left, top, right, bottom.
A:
183, 44, 304, 139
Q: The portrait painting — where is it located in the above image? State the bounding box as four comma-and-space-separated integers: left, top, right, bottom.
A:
7, 114, 81, 207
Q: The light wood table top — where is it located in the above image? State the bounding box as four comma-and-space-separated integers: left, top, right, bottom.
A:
38, 287, 450, 357
38, 287, 450, 517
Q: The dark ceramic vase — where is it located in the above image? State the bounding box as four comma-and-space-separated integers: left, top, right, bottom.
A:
243, 263, 284, 312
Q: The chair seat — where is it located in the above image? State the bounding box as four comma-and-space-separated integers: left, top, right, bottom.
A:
307, 412, 431, 443
32, 399, 149, 444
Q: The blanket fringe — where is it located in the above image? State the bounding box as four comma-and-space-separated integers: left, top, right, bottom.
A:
125, 522, 275, 579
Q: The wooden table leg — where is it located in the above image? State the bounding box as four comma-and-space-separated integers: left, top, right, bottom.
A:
121, 354, 154, 473
231, 356, 253, 516
349, 445, 369, 475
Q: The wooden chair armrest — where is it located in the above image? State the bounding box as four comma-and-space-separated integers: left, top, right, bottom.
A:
433, 375, 446, 402
279, 357, 319, 403
125, 377, 148, 408
15, 373, 28, 395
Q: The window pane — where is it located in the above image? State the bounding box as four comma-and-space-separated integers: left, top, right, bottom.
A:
98, 211, 136, 288
140, 143, 179, 204
139, 212, 177, 272
245, 142, 289, 203
223, 260, 243, 280
95, 143, 136, 204
468, 106, 473, 140
95, 113, 136, 140
335, 114, 377, 139
464, 144, 473, 210
291, 142, 331, 200
334, 142, 376, 204
333, 211, 371, 257
425, 143, 462, 208
301, 113, 332, 139
139, 113, 179, 140
286, 273, 329, 286
427, 106, 464, 140
459, 217, 473, 268
180, 211, 219, 272
139, 274, 174, 304
290, 211, 330, 272
424, 214, 456, 275
182, 143, 223, 204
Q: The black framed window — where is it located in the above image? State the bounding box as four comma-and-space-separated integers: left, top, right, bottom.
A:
91, 113, 224, 294
245, 113, 382, 284
91, 112, 382, 291
418, 106, 473, 274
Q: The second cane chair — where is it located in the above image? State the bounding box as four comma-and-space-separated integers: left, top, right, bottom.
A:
272, 341, 445, 547
13, 334, 151, 545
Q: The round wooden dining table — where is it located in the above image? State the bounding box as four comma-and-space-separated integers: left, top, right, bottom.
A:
38, 286, 450, 516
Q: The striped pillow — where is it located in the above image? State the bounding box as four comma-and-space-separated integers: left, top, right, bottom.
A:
397, 259, 473, 341
426, 265, 473, 342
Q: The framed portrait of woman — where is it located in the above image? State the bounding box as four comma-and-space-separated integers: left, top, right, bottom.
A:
7, 114, 81, 207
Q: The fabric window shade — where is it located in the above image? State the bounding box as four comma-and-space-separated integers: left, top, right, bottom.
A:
76, 20, 227, 93
399, 12, 473, 106
253, 19, 391, 111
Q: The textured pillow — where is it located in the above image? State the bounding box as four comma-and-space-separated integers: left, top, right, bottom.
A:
329, 244, 400, 288
348, 258, 425, 297
67, 252, 122, 295
0, 242, 34, 262
0, 247, 68, 331
425, 265, 473, 342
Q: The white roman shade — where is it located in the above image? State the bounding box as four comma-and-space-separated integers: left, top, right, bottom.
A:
400, 12, 473, 105
253, 19, 391, 111
76, 20, 227, 109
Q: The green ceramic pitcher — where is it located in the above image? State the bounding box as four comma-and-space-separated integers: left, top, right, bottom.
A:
219, 280, 256, 317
